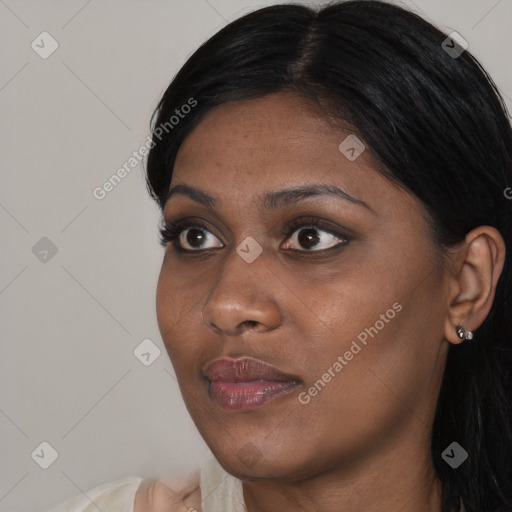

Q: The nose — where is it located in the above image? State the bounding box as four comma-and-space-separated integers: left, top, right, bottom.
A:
201, 249, 282, 336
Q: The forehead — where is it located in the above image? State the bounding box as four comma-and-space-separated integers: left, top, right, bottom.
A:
174, 93, 354, 174
168, 93, 415, 217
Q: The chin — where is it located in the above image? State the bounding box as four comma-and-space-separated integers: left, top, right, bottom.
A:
208, 436, 314, 481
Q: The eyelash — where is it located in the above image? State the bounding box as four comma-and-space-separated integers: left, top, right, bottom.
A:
158, 216, 350, 252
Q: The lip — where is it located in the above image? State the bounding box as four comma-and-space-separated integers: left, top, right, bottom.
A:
203, 356, 301, 382
203, 357, 302, 410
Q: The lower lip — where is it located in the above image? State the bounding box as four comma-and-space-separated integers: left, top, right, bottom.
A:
209, 380, 300, 410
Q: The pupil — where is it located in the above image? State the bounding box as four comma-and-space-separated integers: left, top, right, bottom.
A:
187, 228, 205, 247
299, 228, 319, 249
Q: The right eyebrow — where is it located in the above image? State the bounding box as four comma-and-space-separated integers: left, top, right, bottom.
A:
259, 183, 374, 213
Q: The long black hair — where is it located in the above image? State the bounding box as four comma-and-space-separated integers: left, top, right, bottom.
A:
145, 1, 512, 510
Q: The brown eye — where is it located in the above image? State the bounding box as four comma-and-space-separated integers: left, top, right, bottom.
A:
178, 226, 223, 250
284, 226, 347, 251
159, 220, 224, 251
183, 228, 207, 249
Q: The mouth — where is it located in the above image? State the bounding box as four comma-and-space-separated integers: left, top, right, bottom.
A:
203, 356, 302, 410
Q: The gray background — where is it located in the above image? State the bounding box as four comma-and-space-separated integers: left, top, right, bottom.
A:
0, 0, 510, 510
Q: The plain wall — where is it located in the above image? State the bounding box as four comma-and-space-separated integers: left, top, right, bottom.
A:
0, 0, 510, 509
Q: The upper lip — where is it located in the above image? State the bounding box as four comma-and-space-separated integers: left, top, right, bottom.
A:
203, 357, 301, 383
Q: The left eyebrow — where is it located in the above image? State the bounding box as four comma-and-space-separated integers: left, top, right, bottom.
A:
164, 183, 373, 213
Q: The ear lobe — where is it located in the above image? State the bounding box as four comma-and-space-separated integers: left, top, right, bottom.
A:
443, 226, 506, 346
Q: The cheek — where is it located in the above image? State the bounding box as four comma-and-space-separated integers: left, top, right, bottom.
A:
331, 273, 445, 421
155, 263, 209, 373
156, 268, 177, 342
156, 260, 200, 329
156, 265, 192, 359
296, 249, 445, 420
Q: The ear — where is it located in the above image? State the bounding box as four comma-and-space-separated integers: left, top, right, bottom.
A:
443, 226, 506, 345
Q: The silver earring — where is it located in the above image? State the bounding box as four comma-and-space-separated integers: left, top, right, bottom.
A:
455, 324, 473, 341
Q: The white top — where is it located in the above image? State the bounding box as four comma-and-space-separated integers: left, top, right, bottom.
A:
47, 456, 246, 512
200, 456, 246, 512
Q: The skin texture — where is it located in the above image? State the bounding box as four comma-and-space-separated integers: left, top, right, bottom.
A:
147, 92, 505, 512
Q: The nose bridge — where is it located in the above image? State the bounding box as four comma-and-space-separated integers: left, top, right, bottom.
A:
201, 243, 281, 334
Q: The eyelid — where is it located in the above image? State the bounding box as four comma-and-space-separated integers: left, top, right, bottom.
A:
281, 216, 348, 238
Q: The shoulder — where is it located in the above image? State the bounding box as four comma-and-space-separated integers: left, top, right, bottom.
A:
134, 476, 202, 512
47, 474, 201, 512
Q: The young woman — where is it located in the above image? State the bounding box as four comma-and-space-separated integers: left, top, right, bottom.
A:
50, 1, 512, 511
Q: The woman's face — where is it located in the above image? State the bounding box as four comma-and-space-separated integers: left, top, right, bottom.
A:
156, 92, 452, 481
